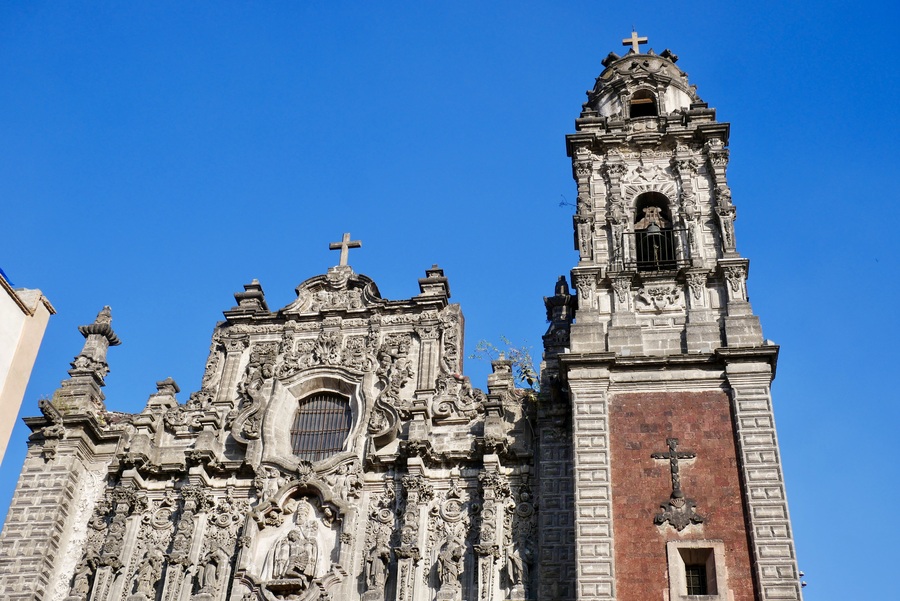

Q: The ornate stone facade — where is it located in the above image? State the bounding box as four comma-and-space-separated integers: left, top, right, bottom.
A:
0, 260, 533, 601
0, 35, 802, 601
537, 34, 803, 601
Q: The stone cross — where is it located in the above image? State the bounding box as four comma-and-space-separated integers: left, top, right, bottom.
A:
329, 232, 362, 266
651, 438, 695, 499
622, 30, 648, 54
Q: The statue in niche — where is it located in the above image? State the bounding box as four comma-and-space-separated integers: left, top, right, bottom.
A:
270, 527, 318, 586
436, 537, 465, 593
133, 547, 165, 597
67, 552, 98, 599
365, 537, 392, 592
505, 541, 533, 595
197, 545, 231, 594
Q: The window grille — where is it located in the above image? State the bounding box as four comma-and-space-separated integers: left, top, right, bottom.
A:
635, 228, 679, 271
685, 564, 708, 595
290, 392, 352, 462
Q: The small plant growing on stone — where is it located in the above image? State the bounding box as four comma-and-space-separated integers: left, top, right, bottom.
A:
470, 336, 540, 392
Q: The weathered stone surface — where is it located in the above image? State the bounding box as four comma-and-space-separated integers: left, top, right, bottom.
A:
0, 35, 803, 601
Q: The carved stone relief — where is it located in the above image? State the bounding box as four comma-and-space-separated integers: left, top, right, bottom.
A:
362, 482, 398, 601
232, 343, 279, 444
200, 333, 224, 391
723, 265, 747, 300
636, 285, 683, 312
313, 330, 343, 366
685, 272, 707, 303
252, 495, 340, 600
424, 478, 474, 601
431, 375, 484, 425
368, 333, 414, 443
439, 310, 461, 375
572, 273, 595, 311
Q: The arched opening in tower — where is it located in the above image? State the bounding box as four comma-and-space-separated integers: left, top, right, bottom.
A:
634, 192, 677, 271
629, 89, 659, 118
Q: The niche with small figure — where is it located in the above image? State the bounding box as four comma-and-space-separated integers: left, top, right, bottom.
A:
634, 192, 677, 271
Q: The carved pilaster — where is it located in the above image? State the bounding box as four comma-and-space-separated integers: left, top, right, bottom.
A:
474, 458, 505, 601
673, 147, 703, 265
723, 355, 803, 601
719, 259, 762, 347
214, 334, 248, 407
415, 320, 441, 394
563, 370, 616, 600
605, 275, 642, 355
395, 459, 430, 601
603, 161, 628, 269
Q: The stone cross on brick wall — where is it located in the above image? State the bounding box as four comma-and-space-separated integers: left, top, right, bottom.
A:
651, 437, 704, 530
329, 232, 362, 266
651, 437, 694, 500
622, 30, 648, 53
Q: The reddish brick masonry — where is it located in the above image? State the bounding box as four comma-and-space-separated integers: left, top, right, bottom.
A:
609, 391, 756, 601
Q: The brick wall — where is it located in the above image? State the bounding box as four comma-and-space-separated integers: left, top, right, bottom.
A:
609, 390, 755, 601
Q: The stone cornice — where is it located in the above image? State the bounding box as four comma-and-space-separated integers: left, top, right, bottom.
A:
559, 345, 779, 381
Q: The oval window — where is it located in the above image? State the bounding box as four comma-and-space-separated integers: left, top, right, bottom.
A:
290, 392, 352, 462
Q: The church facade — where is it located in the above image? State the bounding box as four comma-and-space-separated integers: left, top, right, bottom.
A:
0, 36, 803, 601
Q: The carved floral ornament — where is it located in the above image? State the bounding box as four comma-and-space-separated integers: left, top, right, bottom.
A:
573, 159, 593, 179
723, 265, 747, 293
673, 155, 699, 177
685, 272, 707, 301
572, 272, 596, 303
432, 374, 484, 424
612, 277, 632, 303
637, 285, 683, 312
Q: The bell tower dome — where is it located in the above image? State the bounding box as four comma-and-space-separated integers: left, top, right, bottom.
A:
538, 35, 804, 601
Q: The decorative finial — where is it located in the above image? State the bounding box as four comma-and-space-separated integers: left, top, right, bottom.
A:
52, 306, 122, 414
78, 305, 121, 346
622, 30, 648, 54
328, 232, 362, 267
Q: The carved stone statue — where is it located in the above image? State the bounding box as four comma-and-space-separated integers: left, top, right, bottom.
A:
436, 537, 464, 594
327, 462, 361, 502
67, 552, 97, 599
365, 538, 392, 591
198, 545, 231, 594
133, 547, 165, 596
505, 541, 533, 597
271, 528, 317, 587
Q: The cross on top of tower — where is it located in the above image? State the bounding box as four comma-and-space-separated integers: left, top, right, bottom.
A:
622, 30, 648, 53
329, 232, 362, 266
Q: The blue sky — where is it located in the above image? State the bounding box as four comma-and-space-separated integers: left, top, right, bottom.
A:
1, 2, 898, 598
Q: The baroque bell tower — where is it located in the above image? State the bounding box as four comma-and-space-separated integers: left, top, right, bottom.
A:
539, 34, 804, 601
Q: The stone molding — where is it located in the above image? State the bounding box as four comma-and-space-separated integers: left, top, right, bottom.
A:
565, 374, 617, 600
724, 358, 803, 601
